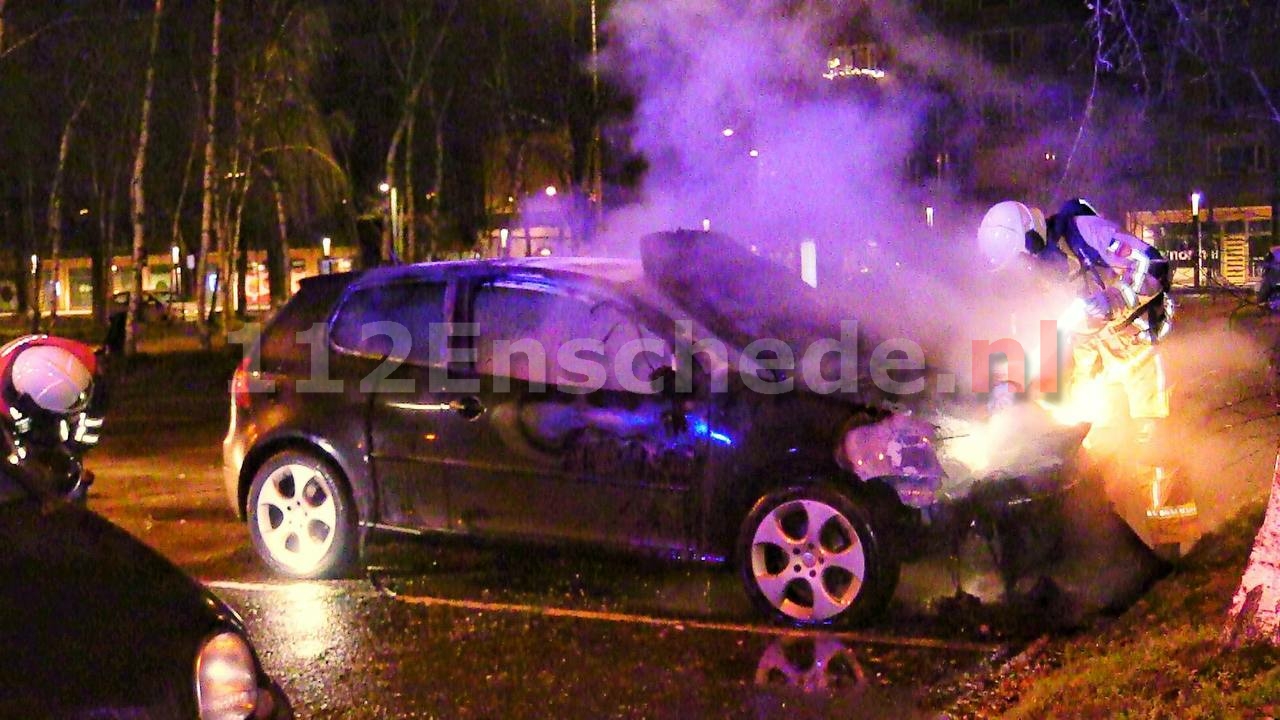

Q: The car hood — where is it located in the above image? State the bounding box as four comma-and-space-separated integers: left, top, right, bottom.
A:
0, 500, 240, 717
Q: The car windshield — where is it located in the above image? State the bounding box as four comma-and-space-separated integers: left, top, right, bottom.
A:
639, 231, 880, 363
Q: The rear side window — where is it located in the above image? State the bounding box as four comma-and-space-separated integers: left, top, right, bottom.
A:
330, 282, 447, 366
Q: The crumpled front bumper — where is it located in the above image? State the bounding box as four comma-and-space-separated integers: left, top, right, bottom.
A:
840, 405, 1089, 512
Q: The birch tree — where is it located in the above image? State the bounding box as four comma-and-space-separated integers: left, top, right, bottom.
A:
126, 0, 165, 356
45, 90, 89, 324
1223, 454, 1280, 647
195, 0, 223, 346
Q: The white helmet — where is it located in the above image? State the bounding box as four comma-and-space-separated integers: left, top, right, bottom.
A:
10, 344, 93, 414
977, 200, 1048, 270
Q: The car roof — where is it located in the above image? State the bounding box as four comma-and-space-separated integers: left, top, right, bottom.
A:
351, 256, 646, 288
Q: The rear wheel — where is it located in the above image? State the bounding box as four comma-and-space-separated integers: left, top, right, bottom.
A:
738, 485, 898, 626
247, 451, 357, 579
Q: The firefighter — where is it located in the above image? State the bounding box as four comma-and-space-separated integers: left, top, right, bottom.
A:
980, 197, 1196, 556
1044, 198, 1173, 436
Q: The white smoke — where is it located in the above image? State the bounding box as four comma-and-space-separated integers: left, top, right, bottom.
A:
596, 0, 1084, 392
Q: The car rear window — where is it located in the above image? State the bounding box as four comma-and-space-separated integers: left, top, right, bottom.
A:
330, 281, 447, 366
261, 274, 353, 365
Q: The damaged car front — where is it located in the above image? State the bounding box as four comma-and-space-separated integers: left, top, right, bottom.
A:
641, 229, 1090, 623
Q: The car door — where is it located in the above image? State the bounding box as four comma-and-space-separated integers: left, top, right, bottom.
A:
447, 275, 708, 553
329, 278, 458, 531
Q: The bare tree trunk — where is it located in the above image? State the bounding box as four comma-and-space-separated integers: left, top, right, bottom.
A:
404, 110, 417, 263
46, 93, 89, 323
0, 0, 7, 55
1223, 452, 1280, 648
91, 159, 124, 324
168, 118, 201, 311
126, 0, 165, 357
423, 83, 452, 260
229, 167, 255, 320
265, 169, 290, 307
195, 0, 223, 348
24, 173, 38, 333
382, 118, 407, 264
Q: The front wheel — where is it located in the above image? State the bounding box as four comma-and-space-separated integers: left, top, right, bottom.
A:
737, 485, 898, 626
247, 451, 358, 579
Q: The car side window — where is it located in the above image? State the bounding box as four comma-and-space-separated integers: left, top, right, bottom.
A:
473, 282, 670, 392
473, 283, 596, 387
331, 282, 447, 366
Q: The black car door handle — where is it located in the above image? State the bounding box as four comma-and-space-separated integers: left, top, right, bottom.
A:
450, 396, 486, 421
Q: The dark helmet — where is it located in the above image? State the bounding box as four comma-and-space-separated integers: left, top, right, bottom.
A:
1047, 197, 1100, 247
1056, 198, 1098, 219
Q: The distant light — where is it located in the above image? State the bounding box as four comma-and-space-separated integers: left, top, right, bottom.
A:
29, 255, 37, 273
378, 182, 391, 194
827, 57, 841, 69
545, 186, 558, 197
171, 245, 181, 263
499, 228, 509, 250
860, 266, 870, 274
322, 236, 332, 257
539, 247, 553, 256
800, 240, 818, 288
925, 206, 935, 228
78, 208, 89, 216
1044, 151, 1056, 162
54, 281, 61, 297
110, 264, 118, 273
1191, 191, 1202, 216
721, 128, 735, 138
823, 66, 886, 81
749, 149, 760, 158
701, 218, 711, 232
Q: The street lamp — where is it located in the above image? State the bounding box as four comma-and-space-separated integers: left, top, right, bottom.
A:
322, 236, 332, 258
380, 182, 400, 261
171, 245, 181, 299
1191, 191, 1203, 288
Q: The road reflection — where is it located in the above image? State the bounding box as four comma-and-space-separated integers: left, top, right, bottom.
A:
212, 577, 984, 719
755, 636, 867, 693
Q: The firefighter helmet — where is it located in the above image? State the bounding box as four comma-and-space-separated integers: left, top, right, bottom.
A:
977, 200, 1048, 270
11, 345, 93, 414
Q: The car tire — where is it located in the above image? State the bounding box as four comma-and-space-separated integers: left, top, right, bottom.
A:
738, 484, 898, 627
247, 451, 358, 579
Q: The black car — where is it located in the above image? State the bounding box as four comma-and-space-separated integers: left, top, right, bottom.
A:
0, 474, 291, 718
223, 230, 1084, 625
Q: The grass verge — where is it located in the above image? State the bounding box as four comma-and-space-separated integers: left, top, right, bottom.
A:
950, 502, 1280, 718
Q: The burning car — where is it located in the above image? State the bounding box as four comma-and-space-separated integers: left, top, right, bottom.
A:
224, 230, 1087, 626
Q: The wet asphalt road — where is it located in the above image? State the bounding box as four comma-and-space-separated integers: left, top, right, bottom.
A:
85, 355, 1009, 718
81, 306, 1280, 718
210, 578, 988, 719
